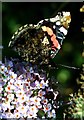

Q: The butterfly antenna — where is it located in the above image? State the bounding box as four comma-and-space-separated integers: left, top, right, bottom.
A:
56, 63, 80, 70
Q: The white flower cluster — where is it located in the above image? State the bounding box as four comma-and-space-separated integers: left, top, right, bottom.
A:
0, 61, 58, 119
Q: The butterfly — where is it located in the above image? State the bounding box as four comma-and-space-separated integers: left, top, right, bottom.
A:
8, 11, 71, 65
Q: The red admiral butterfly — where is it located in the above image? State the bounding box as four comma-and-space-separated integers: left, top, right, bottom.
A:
8, 12, 71, 65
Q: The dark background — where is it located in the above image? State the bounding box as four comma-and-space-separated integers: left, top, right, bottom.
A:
2, 2, 83, 96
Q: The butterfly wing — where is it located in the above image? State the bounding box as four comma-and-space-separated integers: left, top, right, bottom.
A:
8, 12, 71, 64
8, 24, 51, 64
37, 11, 71, 58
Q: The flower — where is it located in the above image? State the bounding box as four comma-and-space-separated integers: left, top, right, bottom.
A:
14, 110, 21, 118
35, 79, 48, 89
6, 112, 14, 118
9, 71, 17, 79
38, 89, 45, 97
5, 84, 13, 93
30, 96, 41, 108
28, 105, 38, 118
47, 109, 56, 118
2, 101, 10, 112
0, 60, 59, 119
41, 97, 48, 105
16, 105, 28, 117
43, 103, 52, 113
17, 94, 27, 103
0, 85, 3, 93
7, 93, 14, 102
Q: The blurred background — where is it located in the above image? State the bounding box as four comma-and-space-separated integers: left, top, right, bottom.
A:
2, 2, 83, 97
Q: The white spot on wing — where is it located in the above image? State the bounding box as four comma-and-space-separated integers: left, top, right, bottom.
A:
19, 26, 23, 31
12, 35, 14, 39
62, 12, 70, 16
42, 36, 49, 45
29, 24, 33, 27
44, 19, 48, 21
37, 20, 43, 25
59, 27, 67, 35
24, 24, 28, 28
8, 41, 12, 47
15, 31, 18, 35
53, 25, 56, 29
50, 18, 57, 22
56, 21, 60, 25
50, 14, 60, 22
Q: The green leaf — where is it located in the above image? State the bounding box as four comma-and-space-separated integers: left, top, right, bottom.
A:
37, 110, 45, 118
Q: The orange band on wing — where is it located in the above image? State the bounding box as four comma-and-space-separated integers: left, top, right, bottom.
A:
42, 26, 60, 49
51, 34, 60, 49
46, 27, 53, 36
